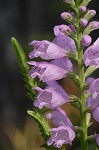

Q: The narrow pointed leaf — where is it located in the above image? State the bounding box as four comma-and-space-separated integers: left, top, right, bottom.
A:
11, 37, 37, 100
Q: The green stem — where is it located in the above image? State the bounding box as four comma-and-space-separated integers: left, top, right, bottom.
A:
75, 6, 88, 150
79, 52, 88, 150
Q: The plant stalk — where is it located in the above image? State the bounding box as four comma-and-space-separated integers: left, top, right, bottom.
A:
75, 5, 88, 150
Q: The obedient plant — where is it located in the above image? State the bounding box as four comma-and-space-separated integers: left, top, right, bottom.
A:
11, 0, 99, 149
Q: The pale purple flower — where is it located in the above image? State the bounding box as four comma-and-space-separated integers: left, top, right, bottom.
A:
84, 38, 99, 66
53, 25, 76, 52
53, 25, 64, 36
80, 6, 87, 13
96, 134, 99, 146
29, 25, 76, 60
92, 107, 99, 122
80, 19, 88, 27
47, 126, 75, 148
86, 77, 94, 85
46, 107, 73, 128
28, 57, 72, 82
33, 81, 68, 109
89, 78, 99, 99
86, 78, 99, 122
81, 35, 92, 47
29, 40, 66, 60
86, 77, 94, 107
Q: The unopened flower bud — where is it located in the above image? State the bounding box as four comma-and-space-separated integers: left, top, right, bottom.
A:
64, 0, 75, 7
80, 19, 88, 27
80, 6, 87, 13
61, 12, 73, 22
59, 24, 72, 36
83, 21, 99, 35
89, 21, 99, 30
68, 25, 76, 32
84, 10, 96, 21
81, 35, 92, 47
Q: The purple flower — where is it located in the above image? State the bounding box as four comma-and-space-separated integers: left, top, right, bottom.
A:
80, 19, 88, 27
53, 25, 64, 36
29, 25, 76, 60
96, 134, 99, 146
29, 40, 66, 60
33, 81, 69, 109
28, 57, 72, 82
92, 107, 99, 122
89, 78, 99, 99
86, 78, 99, 122
86, 77, 94, 107
81, 35, 92, 47
46, 107, 73, 128
53, 25, 76, 53
83, 38, 99, 66
47, 126, 75, 148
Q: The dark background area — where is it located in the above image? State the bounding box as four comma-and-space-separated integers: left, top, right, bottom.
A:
0, 0, 99, 150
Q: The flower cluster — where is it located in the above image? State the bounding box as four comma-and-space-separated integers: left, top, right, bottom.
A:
28, 25, 76, 148
28, 0, 99, 148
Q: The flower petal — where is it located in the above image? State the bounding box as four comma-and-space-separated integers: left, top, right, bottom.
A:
46, 107, 73, 127
29, 40, 66, 60
84, 38, 99, 66
92, 107, 99, 122
53, 35, 76, 53
53, 25, 64, 36
47, 126, 75, 148
33, 81, 68, 109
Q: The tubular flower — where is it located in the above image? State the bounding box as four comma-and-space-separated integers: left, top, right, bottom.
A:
29, 40, 66, 60
53, 25, 76, 52
33, 81, 69, 109
28, 57, 72, 82
29, 25, 76, 60
83, 38, 99, 66
46, 107, 73, 127
47, 126, 75, 148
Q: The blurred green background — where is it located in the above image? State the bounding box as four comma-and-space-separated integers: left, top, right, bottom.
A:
0, 0, 99, 149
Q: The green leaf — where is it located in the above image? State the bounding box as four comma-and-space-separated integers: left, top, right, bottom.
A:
85, 65, 98, 78
27, 110, 51, 140
27, 110, 65, 150
11, 37, 37, 100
